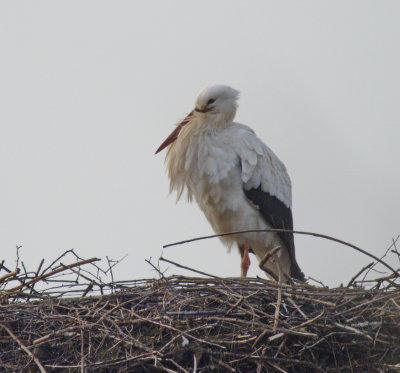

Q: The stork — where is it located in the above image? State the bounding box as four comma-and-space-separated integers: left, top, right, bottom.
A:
156, 85, 304, 282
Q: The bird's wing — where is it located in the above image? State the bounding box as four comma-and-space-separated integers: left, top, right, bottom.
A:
233, 124, 304, 280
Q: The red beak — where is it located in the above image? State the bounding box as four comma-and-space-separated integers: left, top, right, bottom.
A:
155, 111, 193, 154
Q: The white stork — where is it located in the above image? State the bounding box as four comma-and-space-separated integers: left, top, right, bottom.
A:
156, 85, 304, 282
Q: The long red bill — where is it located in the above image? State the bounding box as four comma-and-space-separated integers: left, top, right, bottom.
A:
155, 111, 193, 154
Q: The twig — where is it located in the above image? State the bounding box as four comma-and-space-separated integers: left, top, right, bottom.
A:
334, 322, 373, 341
0, 323, 46, 373
362, 235, 400, 282
5, 258, 100, 294
214, 359, 235, 372
273, 252, 283, 333
129, 309, 226, 350
259, 246, 281, 269
15, 245, 22, 269
145, 257, 167, 279
347, 262, 375, 288
40, 249, 75, 275
391, 235, 400, 263
159, 257, 221, 279
30, 259, 45, 294
291, 310, 325, 330
0, 268, 20, 284
308, 276, 327, 288
104, 254, 127, 275
163, 229, 399, 276
159, 256, 249, 288
106, 256, 115, 290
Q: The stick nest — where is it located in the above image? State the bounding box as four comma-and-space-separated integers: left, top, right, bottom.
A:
0, 251, 399, 372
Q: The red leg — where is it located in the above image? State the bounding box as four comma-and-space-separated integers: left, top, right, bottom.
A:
238, 245, 251, 277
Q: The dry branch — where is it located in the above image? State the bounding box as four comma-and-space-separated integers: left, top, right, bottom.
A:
163, 229, 399, 276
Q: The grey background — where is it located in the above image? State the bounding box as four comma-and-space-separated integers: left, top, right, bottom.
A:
1, 1, 399, 286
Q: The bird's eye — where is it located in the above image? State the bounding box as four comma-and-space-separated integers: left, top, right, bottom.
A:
207, 98, 216, 105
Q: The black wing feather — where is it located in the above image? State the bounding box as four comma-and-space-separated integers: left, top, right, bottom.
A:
244, 187, 305, 281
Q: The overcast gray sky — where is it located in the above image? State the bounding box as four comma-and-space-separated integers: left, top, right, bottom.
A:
1, 1, 399, 286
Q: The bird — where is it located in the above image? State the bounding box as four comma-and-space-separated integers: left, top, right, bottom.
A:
155, 85, 304, 282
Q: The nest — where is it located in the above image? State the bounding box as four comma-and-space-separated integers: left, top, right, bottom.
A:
0, 245, 399, 372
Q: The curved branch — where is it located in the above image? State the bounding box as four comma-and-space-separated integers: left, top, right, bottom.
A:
163, 229, 399, 277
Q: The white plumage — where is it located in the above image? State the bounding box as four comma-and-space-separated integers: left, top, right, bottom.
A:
156, 85, 304, 281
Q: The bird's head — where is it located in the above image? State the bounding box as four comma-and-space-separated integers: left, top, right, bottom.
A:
194, 85, 239, 121
155, 85, 239, 154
